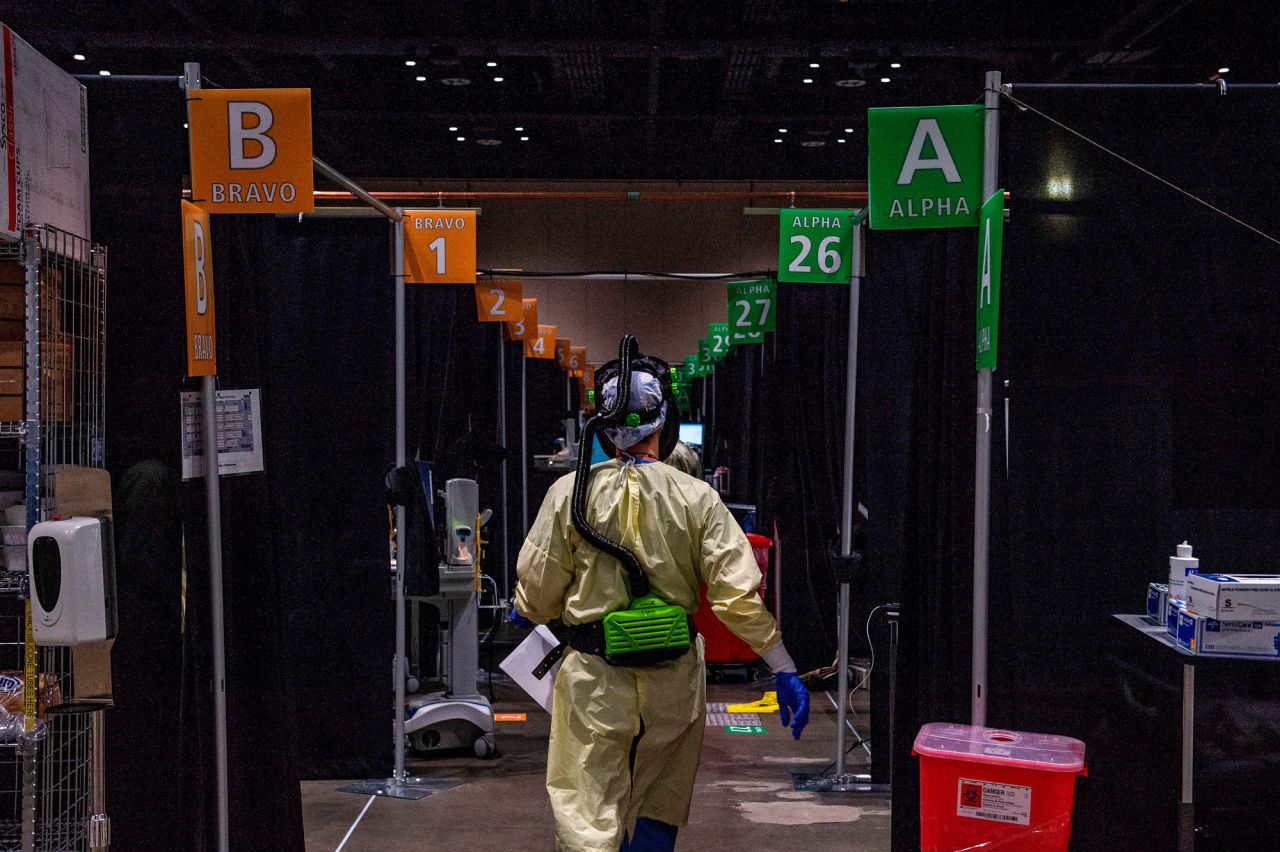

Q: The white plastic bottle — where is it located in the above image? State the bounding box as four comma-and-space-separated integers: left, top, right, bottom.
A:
1168, 542, 1198, 601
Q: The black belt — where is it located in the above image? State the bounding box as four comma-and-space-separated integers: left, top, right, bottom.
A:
531, 614, 699, 676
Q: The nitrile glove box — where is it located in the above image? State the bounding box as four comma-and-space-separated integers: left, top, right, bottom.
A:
1185, 573, 1280, 621
1176, 609, 1280, 657
1147, 583, 1169, 621
1167, 597, 1187, 637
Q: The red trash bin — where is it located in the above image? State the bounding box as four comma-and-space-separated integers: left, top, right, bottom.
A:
695, 533, 772, 663
913, 722, 1086, 852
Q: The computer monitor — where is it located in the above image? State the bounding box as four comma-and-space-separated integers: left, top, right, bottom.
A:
679, 422, 704, 448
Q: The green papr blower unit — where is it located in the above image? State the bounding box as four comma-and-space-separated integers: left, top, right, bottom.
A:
573, 335, 692, 667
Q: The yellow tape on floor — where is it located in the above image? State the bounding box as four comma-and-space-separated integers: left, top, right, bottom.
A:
726, 691, 778, 714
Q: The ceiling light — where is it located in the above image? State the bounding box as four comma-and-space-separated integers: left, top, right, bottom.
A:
835, 78, 866, 88
778, 128, 787, 133
476, 138, 502, 146
415, 75, 426, 82
493, 76, 504, 82
72, 53, 86, 62
98, 70, 110, 76
519, 136, 529, 141
773, 138, 783, 143
890, 62, 902, 69
880, 76, 891, 83
440, 77, 472, 86
838, 138, 846, 143
487, 61, 498, 68
809, 62, 820, 68
514, 126, 524, 131
844, 127, 854, 133
1218, 66, 1230, 74
449, 125, 458, 131
183, 123, 189, 129
1045, 175, 1074, 199
405, 59, 417, 67
456, 136, 466, 142
803, 78, 814, 84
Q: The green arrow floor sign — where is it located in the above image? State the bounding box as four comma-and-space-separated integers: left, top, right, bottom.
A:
976, 190, 1004, 370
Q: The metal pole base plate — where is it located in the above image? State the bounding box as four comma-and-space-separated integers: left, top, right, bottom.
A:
792, 772, 891, 794
337, 777, 461, 800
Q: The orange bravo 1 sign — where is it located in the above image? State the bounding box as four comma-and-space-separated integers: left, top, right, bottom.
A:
187, 88, 314, 214
181, 201, 216, 376
404, 210, 477, 284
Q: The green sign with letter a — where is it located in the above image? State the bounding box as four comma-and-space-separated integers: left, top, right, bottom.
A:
867, 104, 983, 230
708, 323, 731, 361
727, 279, 776, 345
976, 189, 1004, 371
777, 209, 855, 283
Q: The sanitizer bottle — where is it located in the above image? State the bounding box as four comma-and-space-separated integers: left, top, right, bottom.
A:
1168, 542, 1198, 601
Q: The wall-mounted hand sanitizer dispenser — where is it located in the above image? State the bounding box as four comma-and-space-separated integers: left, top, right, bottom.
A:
28, 516, 117, 646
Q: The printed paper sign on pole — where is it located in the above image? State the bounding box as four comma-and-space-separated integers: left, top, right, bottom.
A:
727, 279, 776, 343
778, 210, 855, 284
506, 298, 538, 341
404, 209, 477, 284
181, 201, 217, 376
187, 88, 314, 213
475, 279, 523, 322
976, 190, 1004, 371
867, 104, 983, 230
526, 324, 556, 359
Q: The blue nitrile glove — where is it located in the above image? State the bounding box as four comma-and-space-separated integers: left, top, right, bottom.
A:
507, 608, 535, 631
776, 672, 810, 740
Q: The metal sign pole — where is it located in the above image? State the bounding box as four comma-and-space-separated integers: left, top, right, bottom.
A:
499, 331, 510, 602
392, 213, 409, 787
972, 70, 1001, 728
182, 61, 230, 852
521, 351, 528, 534
794, 214, 884, 795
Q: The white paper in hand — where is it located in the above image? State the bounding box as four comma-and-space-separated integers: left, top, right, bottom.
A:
499, 624, 563, 713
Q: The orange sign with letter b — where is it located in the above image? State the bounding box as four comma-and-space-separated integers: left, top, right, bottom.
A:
181, 201, 217, 376
188, 88, 314, 213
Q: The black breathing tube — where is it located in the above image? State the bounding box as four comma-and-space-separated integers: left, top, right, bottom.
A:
571, 335, 651, 600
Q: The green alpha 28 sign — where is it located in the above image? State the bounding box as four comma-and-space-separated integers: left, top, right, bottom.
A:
976, 190, 1004, 370
867, 104, 983, 230
727, 279, 776, 344
778, 209, 855, 283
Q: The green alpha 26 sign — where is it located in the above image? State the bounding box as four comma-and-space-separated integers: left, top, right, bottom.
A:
867, 104, 983, 230
778, 209, 855, 283
727, 279, 776, 343
976, 190, 1004, 370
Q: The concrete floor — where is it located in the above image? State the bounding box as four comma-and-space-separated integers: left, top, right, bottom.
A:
303, 677, 890, 851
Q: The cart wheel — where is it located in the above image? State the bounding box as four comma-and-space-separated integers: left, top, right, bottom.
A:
473, 734, 496, 759
411, 730, 438, 753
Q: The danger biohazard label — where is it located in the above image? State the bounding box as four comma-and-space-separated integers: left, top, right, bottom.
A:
957, 778, 1031, 825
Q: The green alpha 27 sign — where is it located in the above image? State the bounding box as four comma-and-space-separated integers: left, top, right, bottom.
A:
976, 190, 1004, 370
867, 104, 983, 230
778, 209, 855, 283
727, 279, 776, 344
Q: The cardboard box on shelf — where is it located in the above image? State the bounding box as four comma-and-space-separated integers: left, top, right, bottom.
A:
0, 337, 75, 424
1186, 573, 1280, 621
1176, 609, 1280, 657
0, 261, 62, 337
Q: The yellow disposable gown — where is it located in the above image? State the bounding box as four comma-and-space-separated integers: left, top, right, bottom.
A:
516, 458, 781, 851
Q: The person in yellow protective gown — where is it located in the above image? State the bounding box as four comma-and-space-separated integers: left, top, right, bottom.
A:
516, 366, 807, 852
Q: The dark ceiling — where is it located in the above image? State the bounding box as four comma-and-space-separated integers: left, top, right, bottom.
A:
4, 1, 1274, 180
